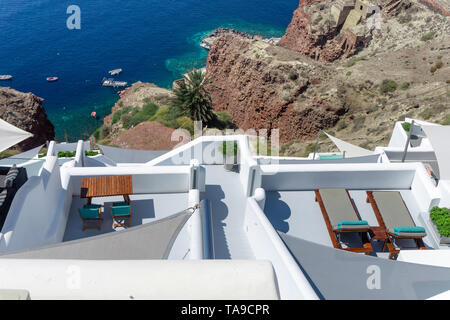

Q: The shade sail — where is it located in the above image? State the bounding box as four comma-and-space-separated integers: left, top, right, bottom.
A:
422, 125, 450, 181
278, 232, 450, 299
323, 131, 372, 158
1, 210, 192, 260
0, 118, 33, 153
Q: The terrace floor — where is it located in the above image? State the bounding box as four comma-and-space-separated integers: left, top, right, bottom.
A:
64, 193, 189, 243
264, 189, 436, 258
202, 165, 254, 260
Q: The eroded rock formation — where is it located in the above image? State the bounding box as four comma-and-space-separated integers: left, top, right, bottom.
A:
206, 33, 345, 143
279, 0, 374, 62
0, 87, 54, 151
111, 121, 189, 150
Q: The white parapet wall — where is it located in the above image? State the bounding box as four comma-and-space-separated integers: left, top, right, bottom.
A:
259, 162, 421, 191
1, 159, 198, 254
62, 165, 193, 195
0, 259, 280, 300
398, 250, 450, 268
188, 189, 202, 260
244, 195, 319, 300
259, 161, 440, 212
0, 156, 73, 253
410, 162, 441, 212
145, 135, 258, 196
388, 121, 410, 148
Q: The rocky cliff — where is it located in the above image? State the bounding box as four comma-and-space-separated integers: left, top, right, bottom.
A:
96, 0, 448, 155
279, 0, 375, 62
99, 82, 180, 150
103, 81, 173, 127
205, 0, 449, 152
0, 87, 54, 151
206, 33, 345, 143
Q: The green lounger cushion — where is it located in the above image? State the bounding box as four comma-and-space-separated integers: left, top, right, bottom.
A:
113, 201, 129, 207
337, 220, 369, 230
112, 205, 130, 217
79, 207, 100, 219
393, 226, 426, 237
84, 204, 102, 209
320, 155, 343, 160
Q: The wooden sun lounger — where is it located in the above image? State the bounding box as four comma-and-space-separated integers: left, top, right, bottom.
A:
366, 191, 426, 259
315, 189, 373, 254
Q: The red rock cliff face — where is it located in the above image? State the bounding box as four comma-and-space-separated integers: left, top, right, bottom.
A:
0, 87, 54, 151
279, 0, 345, 62
206, 34, 343, 143
279, 0, 373, 62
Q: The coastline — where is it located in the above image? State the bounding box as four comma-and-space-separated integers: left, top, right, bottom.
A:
50, 25, 286, 141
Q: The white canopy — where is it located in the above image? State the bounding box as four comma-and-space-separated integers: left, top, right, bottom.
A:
0, 118, 33, 153
422, 125, 450, 181
323, 131, 373, 158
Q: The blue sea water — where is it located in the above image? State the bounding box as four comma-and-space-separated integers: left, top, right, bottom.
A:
0, 0, 297, 141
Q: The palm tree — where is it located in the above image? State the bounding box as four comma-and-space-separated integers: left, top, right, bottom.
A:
171, 68, 214, 124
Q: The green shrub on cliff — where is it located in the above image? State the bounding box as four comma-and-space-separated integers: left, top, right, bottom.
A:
344, 56, 367, 67
400, 82, 410, 90
142, 102, 159, 117
441, 115, 450, 125
421, 32, 435, 41
336, 120, 347, 131
213, 110, 234, 129
176, 116, 195, 135
0, 149, 20, 160
170, 68, 214, 125
303, 142, 316, 157
111, 106, 132, 125
93, 125, 111, 141
122, 104, 160, 129
430, 61, 444, 74
379, 79, 398, 94
123, 113, 147, 129
288, 71, 298, 81
150, 105, 179, 129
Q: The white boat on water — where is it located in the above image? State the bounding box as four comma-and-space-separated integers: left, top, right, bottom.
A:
102, 77, 127, 87
108, 68, 122, 76
0, 75, 12, 80
0, 118, 449, 300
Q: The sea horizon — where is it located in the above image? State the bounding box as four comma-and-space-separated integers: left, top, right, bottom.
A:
0, 0, 297, 141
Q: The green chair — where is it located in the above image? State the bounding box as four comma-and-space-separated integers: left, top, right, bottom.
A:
111, 202, 132, 229
78, 204, 103, 231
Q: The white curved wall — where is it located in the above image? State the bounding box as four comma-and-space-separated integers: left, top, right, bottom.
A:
260, 163, 419, 191
0, 157, 73, 253
244, 197, 319, 300
0, 259, 280, 300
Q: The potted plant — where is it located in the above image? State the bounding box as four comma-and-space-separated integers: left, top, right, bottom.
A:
219, 141, 239, 172
85, 150, 100, 157
57, 151, 76, 158
429, 206, 450, 245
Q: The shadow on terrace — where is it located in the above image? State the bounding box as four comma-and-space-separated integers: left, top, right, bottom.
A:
259, 161, 442, 259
